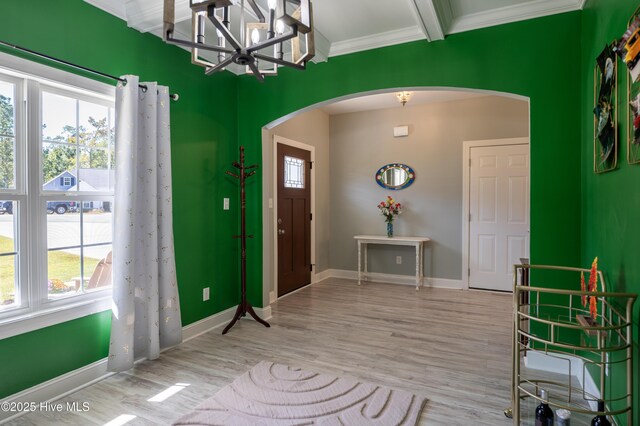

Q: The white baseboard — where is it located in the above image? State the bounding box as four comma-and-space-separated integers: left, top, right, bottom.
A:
323, 269, 464, 289
524, 350, 600, 411
254, 306, 272, 322
424, 277, 464, 289
182, 305, 239, 341
0, 359, 112, 423
1, 304, 274, 424
313, 269, 332, 283
182, 305, 272, 342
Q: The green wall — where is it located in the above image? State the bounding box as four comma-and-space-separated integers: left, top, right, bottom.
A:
237, 12, 584, 307
0, 0, 239, 398
5, 0, 634, 414
581, 0, 640, 422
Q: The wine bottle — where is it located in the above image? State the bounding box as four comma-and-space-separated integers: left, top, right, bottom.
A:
535, 389, 554, 426
591, 400, 611, 426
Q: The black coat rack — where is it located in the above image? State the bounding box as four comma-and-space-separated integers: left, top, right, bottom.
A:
222, 146, 271, 335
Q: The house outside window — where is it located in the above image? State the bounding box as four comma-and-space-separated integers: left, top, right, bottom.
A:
0, 52, 115, 337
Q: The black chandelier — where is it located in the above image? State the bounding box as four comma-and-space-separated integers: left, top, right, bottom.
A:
163, 0, 315, 82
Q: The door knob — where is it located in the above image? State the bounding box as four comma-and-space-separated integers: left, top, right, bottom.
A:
278, 229, 285, 235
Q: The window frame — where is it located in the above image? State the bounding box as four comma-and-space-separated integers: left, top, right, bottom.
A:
0, 72, 28, 320
0, 52, 115, 339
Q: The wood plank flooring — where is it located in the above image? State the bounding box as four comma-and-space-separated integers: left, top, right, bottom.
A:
9, 278, 517, 425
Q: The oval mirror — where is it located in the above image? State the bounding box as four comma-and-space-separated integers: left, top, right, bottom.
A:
375, 163, 415, 190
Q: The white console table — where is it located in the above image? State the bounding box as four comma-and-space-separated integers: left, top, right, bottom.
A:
353, 235, 431, 291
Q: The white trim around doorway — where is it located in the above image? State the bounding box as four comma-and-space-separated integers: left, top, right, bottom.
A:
270, 135, 316, 302
461, 137, 530, 290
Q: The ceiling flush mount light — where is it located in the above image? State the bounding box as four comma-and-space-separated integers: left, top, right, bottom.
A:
396, 91, 412, 107
163, 0, 315, 82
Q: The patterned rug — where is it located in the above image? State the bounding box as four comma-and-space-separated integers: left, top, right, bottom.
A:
174, 361, 426, 425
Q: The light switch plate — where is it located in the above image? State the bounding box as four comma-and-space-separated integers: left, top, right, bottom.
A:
223, 198, 229, 210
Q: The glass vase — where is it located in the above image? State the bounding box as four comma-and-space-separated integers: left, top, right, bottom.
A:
387, 221, 393, 238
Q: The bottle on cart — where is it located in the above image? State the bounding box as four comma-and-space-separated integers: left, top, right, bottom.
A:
591, 400, 611, 426
535, 388, 554, 426
556, 408, 571, 426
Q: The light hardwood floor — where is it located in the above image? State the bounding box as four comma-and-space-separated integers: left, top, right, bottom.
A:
10, 278, 517, 425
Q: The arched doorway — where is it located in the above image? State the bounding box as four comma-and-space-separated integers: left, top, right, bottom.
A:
261, 87, 530, 305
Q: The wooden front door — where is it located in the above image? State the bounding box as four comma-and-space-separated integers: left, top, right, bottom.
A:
277, 143, 311, 297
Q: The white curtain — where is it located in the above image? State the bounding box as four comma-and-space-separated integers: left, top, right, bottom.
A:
108, 75, 182, 372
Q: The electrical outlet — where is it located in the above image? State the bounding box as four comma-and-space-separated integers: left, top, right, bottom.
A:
223, 198, 230, 210
203, 287, 210, 301
396, 256, 402, 265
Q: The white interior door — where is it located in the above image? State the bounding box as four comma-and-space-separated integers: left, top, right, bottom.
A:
469, 143, 529, 291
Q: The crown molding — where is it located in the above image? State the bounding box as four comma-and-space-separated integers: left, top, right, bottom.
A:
329, 26, 426, 58
447, 0, 585, 35
126, 0, 191, 32
85, 0, 586, 68
83, 0, 127, 20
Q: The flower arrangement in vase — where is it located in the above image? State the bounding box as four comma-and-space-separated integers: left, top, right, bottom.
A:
377, 196, 402, 237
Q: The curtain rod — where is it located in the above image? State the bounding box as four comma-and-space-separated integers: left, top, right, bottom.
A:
0, 39, 179, 101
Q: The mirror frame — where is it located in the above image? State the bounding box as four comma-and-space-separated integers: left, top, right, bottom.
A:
375, 163, 415, 190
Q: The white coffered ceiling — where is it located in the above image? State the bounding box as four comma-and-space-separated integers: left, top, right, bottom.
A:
84, 0, 585, 68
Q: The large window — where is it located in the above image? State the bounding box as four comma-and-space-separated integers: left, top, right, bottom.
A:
0, 62, 115, 327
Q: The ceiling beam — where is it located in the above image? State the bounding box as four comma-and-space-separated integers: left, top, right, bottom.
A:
312, 29, 330, 63
407, 0, 448, 42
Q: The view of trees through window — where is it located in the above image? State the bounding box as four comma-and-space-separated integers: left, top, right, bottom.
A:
0, 81, 115, 309
42, 91, 115, 190
0, 88, 16, 190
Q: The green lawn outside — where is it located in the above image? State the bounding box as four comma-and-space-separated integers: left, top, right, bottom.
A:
0, 235, 99, 305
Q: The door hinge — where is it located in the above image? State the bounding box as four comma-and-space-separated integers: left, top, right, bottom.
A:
310, 213, 313, 221
310, 264, 313, 272
309, 161, 313, 169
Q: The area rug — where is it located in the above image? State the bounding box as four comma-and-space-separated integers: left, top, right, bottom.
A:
173, 361, 426, 425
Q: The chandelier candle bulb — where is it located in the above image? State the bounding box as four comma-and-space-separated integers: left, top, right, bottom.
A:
240, 0, 246, 46
251, 28, 260, 44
